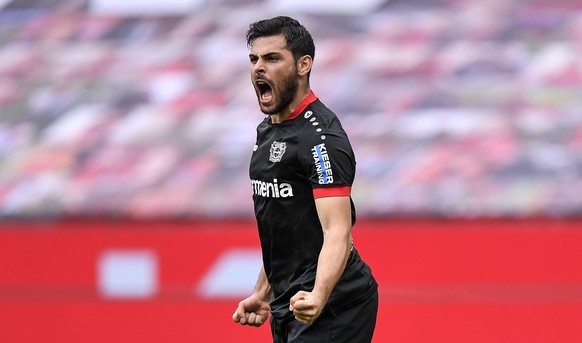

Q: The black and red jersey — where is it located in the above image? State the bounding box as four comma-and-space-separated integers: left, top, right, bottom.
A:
249, 91, 377, 319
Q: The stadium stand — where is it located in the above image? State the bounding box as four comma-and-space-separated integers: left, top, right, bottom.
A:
0, 0, 581, 219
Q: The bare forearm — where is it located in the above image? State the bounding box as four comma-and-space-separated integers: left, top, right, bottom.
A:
254, 267, 273, 301
312, 227, 352, 304
311, 196, 353, 304
288, 196, 353, 324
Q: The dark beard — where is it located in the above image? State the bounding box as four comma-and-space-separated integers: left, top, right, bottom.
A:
260, 69, 298, 115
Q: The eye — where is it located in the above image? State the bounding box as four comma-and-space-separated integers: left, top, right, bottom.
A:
249, 56, 258, 64
267, 54, 282, 62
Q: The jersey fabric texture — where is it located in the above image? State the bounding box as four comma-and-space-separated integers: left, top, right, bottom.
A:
249, 91, 378, 320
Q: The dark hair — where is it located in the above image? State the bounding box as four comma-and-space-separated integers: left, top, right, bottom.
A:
246, 16, 315, 63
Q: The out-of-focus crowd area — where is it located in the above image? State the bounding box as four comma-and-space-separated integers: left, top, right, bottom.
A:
0, 0, 581, 219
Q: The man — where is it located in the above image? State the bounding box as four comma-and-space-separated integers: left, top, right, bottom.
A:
232, 16, 378, 342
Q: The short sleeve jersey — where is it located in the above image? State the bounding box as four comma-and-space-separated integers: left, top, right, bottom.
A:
249, 91, 377, 319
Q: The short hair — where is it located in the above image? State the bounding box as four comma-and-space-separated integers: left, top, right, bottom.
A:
246, 16, 315, 63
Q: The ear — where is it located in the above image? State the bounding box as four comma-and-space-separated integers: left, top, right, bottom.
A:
296, 55, 312, 77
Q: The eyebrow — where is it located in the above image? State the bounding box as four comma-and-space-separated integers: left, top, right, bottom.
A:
249, 52, 282, 59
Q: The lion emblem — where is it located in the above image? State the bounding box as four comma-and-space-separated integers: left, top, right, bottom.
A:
269, 141, 287, 163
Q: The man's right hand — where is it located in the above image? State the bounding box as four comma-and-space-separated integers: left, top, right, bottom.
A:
232, 294, 271, 327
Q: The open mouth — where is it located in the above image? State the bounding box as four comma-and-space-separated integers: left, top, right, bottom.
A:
256, 80, 273, 103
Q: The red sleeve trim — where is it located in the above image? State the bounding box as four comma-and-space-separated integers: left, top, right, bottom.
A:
285, 91, 318, 121
313, 186, 352, 199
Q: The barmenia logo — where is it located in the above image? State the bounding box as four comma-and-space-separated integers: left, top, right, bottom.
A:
251, 178, 294, 198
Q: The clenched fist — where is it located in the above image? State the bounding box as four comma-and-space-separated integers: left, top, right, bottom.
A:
289, 291, 325, 325
232, 294, 271, 327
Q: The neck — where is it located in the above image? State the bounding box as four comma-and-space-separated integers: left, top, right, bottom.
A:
270, 86, 311, 124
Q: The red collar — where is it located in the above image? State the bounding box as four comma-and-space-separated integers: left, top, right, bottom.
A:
284, 91, 318, 121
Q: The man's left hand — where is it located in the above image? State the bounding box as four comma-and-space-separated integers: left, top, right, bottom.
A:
289, 291, 326, 325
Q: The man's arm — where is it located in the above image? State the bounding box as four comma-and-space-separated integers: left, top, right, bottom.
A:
233, 267, 272, 327
252, 266, 272, 300
290, 195, 352, 325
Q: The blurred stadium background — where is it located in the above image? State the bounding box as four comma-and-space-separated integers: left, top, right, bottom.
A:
0, 0, 581, 342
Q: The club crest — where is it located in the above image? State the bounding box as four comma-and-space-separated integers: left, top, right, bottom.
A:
269, 141, 287, 162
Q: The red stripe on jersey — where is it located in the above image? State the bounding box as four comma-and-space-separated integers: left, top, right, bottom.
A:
285, 91, 318, 121
313, 186, 351, 199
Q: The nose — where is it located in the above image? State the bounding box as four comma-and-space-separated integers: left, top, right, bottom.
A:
253, 58, 266, 74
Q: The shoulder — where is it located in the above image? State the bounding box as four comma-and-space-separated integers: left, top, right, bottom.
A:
296, 100, 355, 164
305, 100, 338, 125
297, 100, 345, 139
255, 116, 271, 132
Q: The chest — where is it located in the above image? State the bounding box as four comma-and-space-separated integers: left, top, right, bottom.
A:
249, 124, 303, 180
